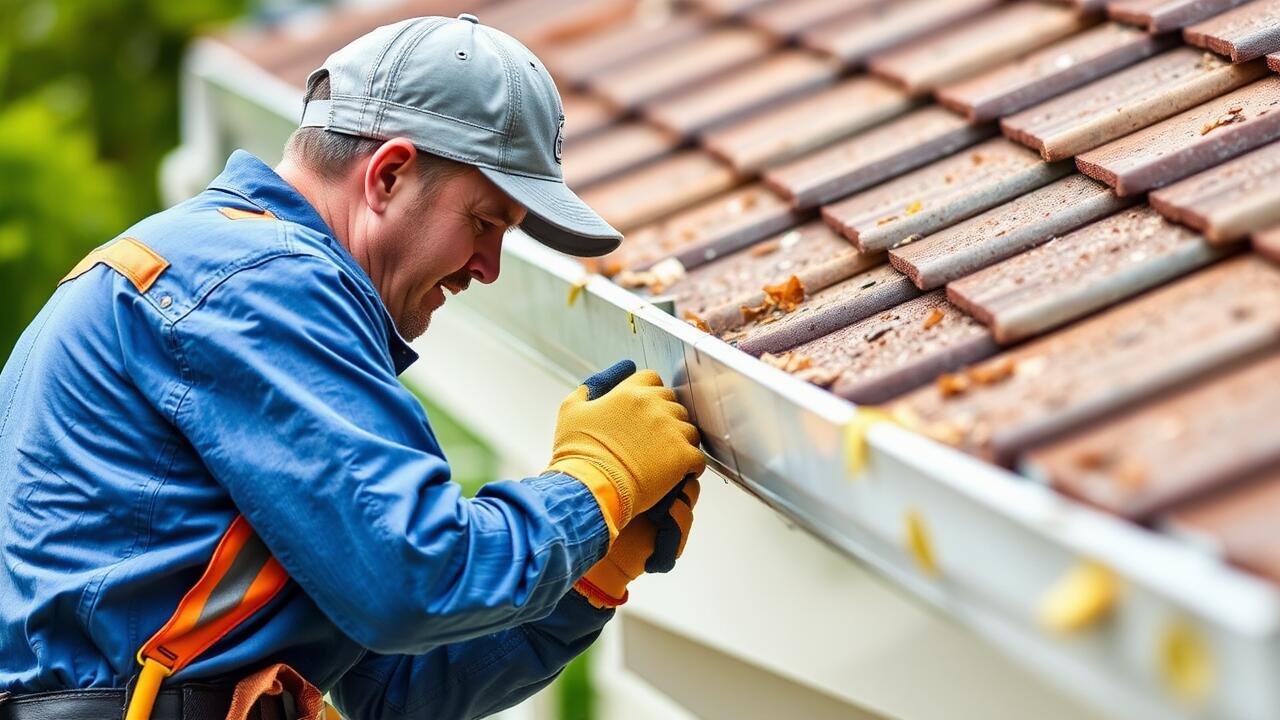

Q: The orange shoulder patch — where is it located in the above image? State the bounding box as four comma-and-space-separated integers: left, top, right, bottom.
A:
218, 207, 277, 221
61, 237, 170, 293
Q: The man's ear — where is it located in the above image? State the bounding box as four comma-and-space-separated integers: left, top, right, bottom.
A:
362, 138, 418, 213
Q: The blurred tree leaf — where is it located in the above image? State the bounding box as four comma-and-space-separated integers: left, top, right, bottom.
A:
0, 0, 248, 357
0, 85, 129, 349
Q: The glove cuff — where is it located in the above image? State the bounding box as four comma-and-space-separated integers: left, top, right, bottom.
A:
548, 457, 627, 542
573, 576, 629, 609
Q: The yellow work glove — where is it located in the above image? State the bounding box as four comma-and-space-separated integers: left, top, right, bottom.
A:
547, 360, 704, 541
575, 477, 700, 608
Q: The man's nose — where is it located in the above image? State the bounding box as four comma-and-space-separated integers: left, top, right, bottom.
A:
466, 233, 503, 284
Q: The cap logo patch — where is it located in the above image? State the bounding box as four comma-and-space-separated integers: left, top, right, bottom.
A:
554, 116, 565, 164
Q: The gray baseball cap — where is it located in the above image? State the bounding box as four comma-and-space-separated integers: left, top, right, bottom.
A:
299, 14, 622, 257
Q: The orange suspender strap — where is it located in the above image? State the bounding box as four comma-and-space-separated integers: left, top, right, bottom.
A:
125, 516, 289, 720
61, 237, 169, 293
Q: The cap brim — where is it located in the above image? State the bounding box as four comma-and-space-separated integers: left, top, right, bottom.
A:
478, 167, 622, 257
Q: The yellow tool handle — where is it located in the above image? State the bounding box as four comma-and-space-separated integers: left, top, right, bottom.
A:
124, 658, 171, 720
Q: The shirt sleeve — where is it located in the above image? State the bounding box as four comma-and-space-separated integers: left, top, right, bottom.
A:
331, 591, 613, 720
168, 253, 609, 655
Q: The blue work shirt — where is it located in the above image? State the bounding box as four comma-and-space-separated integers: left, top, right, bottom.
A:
0, 150, 612, 719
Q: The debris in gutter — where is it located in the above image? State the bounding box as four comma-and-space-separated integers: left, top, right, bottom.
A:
759, 351, 840, 387
739, 274, 807, 324
615, 257, 687, 294
764, 274, 806, 311
937, 356, 1018, 398
683, 310, 712, 333
584, 257, 624, 277
937, 372, 971, 397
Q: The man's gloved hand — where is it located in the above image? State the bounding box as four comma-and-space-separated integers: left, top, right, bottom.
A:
547, 360, 704, 541
575, 477, 700, 608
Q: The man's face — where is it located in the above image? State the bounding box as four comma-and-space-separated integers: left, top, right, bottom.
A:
357, 143, 526, 341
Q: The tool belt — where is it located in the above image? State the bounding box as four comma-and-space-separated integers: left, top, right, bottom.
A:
0, 684, 288, 720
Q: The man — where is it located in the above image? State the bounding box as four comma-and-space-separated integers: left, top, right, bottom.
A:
0, 13, 705, 720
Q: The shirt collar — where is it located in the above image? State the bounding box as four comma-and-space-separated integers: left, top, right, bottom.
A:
208, 150, 420, 375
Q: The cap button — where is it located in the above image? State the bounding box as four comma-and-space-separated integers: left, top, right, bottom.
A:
457, 13, 479, 24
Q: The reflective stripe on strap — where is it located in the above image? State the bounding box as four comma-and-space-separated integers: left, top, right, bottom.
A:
126, 516, 289, 720
60, 237, 169, 293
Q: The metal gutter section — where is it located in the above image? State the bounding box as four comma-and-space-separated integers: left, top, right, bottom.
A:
495, 229, 1280, 720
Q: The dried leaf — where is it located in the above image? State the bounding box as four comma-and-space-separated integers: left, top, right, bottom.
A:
763, 275, 806, 312
682, 310, 711, 333
937, 373, 970, 398
1200, 107, 1245, 135
794, 365, 840, 387
764, 351, 809, 373
967, 357, 1017, 386
614, 257, 687, 294
740, 302, 770, 324
922, 308, 945, 330
761, 351, 838, 386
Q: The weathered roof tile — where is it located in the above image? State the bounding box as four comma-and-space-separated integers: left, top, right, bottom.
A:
938, 23, 1171, 123
561, 92, 621, 141
726, 264, 919, 355
1183, 0, 1280, 62
1107, 0, 1252, 33
823, 138, 1071, 252
670, 221, 881, 333
562, 121, 681, 188
703, 76, 918, 173
947, 205, 1227, 343
765, 106, 993, 210
890, 174, 1134, 290
801, 0, 1002, 66
1001, 48, 1267, 161
1028, 352, 1280, 518
869, 2, 1093, 96
894, 255, 1280, 463
746, 0, 889, 41
644, 50, 841, 138
1076, 75, 1280, 195
540, 11, 708, 87
594, 182, 801, 274
587, 27, 777, 110
1149, 140, 1280, 243
579, 150, 741, 231
1257, 225, 1280, 260
793, 292, 998, 404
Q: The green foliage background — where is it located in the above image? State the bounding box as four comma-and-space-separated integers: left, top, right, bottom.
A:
0, 0, 249, 358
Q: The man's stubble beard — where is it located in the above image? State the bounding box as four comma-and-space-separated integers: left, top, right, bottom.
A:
398, 266, 473, 341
